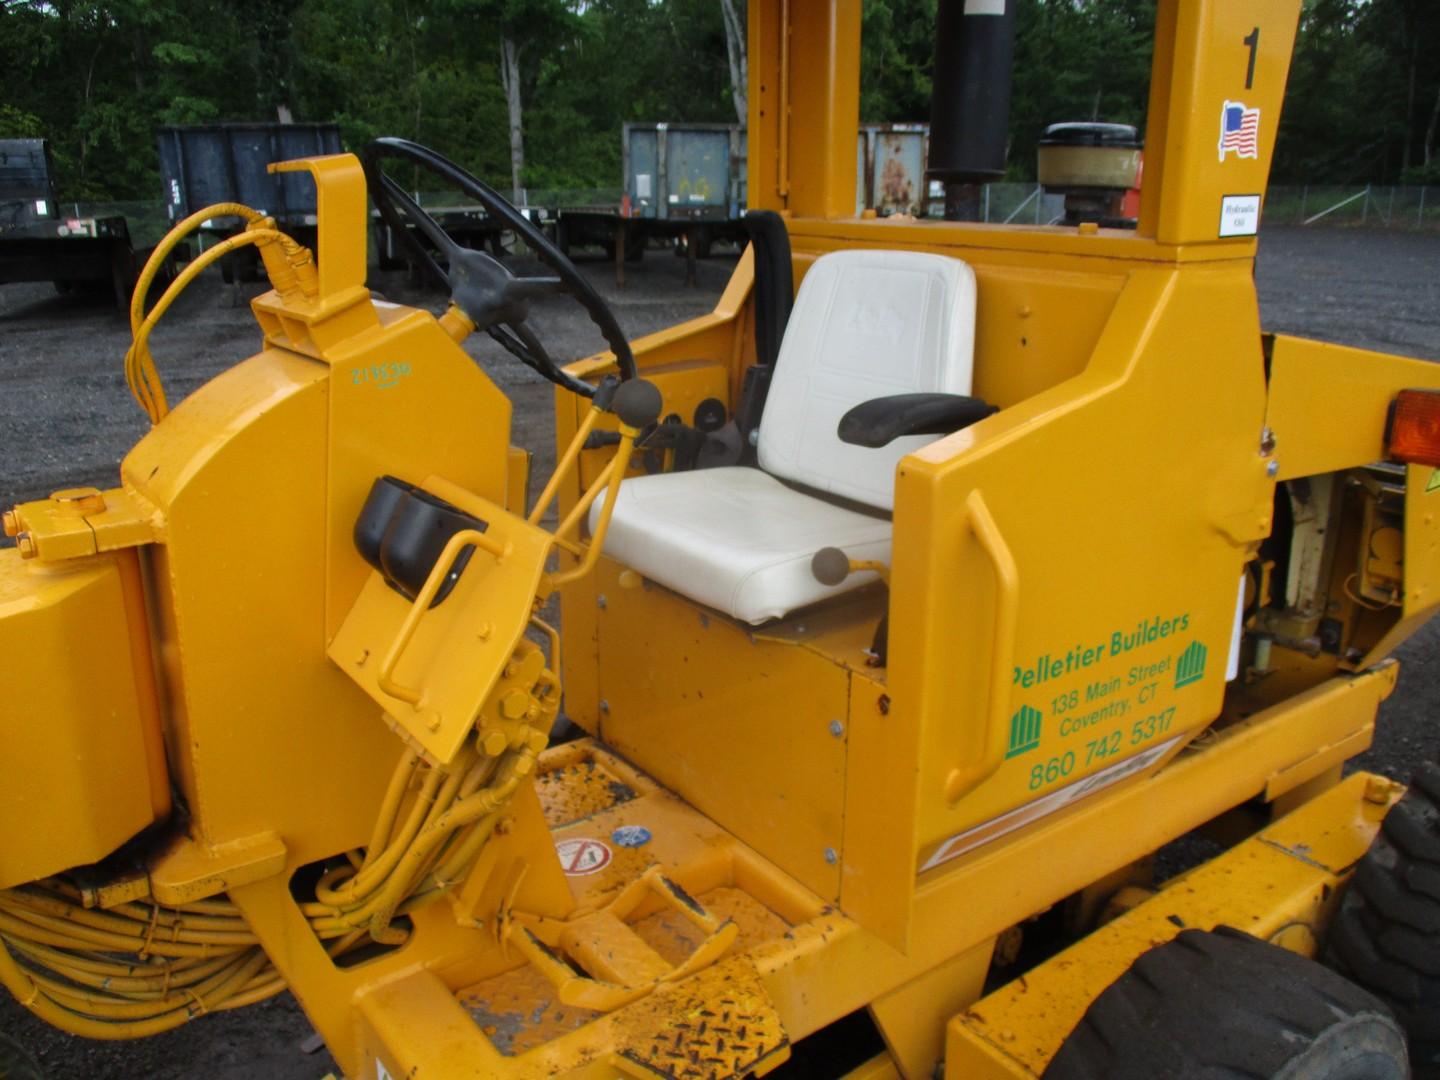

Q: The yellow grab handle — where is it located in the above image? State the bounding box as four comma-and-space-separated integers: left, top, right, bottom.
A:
547, 425, 640, 590
377, 528, 511, 706
945, 490, 1020, 803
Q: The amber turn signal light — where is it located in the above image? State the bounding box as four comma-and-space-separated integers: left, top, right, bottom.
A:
1388, 389, 1440, 467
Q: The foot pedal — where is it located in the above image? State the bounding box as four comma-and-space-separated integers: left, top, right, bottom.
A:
507, 867, 740, 1011
614, 956, 790, 1079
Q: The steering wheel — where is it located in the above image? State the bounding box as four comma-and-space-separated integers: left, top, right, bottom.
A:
363, 137, 637, 398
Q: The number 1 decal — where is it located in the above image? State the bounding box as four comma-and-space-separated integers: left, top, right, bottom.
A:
1243, 26, 1259, 90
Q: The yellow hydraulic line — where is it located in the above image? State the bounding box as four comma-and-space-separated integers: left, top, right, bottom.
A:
429, 808, 507, 891
361, 748, 421, 871
0, 893, 259, 946
126, 228, 282, 422
313, 764, 446, 907
325, 930, 367, 956
32, 957, 262, 1019
362, 751, 535, 942
216, 974, 286, 1011
8, 900, 257, 950
361, 754, 481, 907
129, 202, 266, 334
316, 745, 476, 908
420, 758, 507, 888
0, 935, 268, 1040
6, 941, 239, 994
8, 892, 253, 938
303, 887, 438, 931
458, 750, 501, 799
0, 909, 245, 958
0, 879, 291, 1037
301, 883, 448, 938
316, 826, 459, 937
420, 750, 476, 830
100, 904, 260, 935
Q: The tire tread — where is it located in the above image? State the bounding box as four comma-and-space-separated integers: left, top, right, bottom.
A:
1046, 928, 1404, 1080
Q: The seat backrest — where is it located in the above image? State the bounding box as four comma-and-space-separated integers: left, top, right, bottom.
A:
756, 249, 977, 511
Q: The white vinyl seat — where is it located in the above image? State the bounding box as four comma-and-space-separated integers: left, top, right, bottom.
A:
591, 248, 977, 624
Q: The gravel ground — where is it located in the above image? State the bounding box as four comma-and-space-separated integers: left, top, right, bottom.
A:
1, 226, 1438, 1078
0, 245, 738, 515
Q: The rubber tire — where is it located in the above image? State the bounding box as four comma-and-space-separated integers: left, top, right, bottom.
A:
1044, 927, 1408, 1080
0, 1029, 44, 1080
1327, 762, 1440, 1070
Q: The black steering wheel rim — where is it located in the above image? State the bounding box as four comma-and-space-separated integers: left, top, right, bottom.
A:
363, 137, 636, 396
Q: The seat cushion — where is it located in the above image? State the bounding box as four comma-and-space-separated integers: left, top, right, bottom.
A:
590, 467, 890, 625
757, 248, 976, 511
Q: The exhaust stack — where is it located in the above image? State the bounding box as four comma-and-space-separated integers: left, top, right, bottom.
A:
927, 0, 1019, 220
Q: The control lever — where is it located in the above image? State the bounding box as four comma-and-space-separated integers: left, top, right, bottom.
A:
811, 547, 891, 668
811, 546, 890, 586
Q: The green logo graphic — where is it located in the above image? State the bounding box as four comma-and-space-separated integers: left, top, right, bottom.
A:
1006, 705, 1043, 758
1175, 641, 1208, 689
1427, 468, 1440, 494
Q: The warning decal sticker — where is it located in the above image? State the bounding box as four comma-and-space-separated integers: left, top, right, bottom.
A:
555, 837, 613, 876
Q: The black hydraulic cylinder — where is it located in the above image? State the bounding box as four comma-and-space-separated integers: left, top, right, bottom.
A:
929, 0, 1019, 205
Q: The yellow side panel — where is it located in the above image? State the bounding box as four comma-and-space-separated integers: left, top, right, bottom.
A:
969, 267, 1123, 410
1264, 334, 1440, 481
0, 551, 162, 887
892, 265, 1274, 883
594, 561, 848, 900
124, 350, 398, 867
843, 675, 913, 948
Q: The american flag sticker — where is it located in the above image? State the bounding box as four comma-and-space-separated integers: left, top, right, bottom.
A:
1218, 101, 1261, 161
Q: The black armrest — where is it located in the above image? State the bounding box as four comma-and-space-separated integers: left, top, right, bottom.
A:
837, 393, 998, 448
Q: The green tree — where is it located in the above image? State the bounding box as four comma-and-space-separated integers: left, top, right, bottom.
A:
861, 0, 936, 123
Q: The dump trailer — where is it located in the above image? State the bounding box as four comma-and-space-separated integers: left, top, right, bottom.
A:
560, 122, 938, 287
5, 3, 1440, 1078
0, 138, 139, 305
557, 122, 749, 287
157, 122, 344, 282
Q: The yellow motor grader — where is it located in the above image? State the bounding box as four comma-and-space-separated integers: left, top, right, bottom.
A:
5, 1, 1440, 1077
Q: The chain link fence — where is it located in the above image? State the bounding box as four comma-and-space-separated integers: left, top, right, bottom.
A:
1262, 185, 1440, 229
970, 183, 1070, 226
964, 183, 1440, 231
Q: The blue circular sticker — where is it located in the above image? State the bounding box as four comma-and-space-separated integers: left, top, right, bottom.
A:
611, 825, 652, 848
